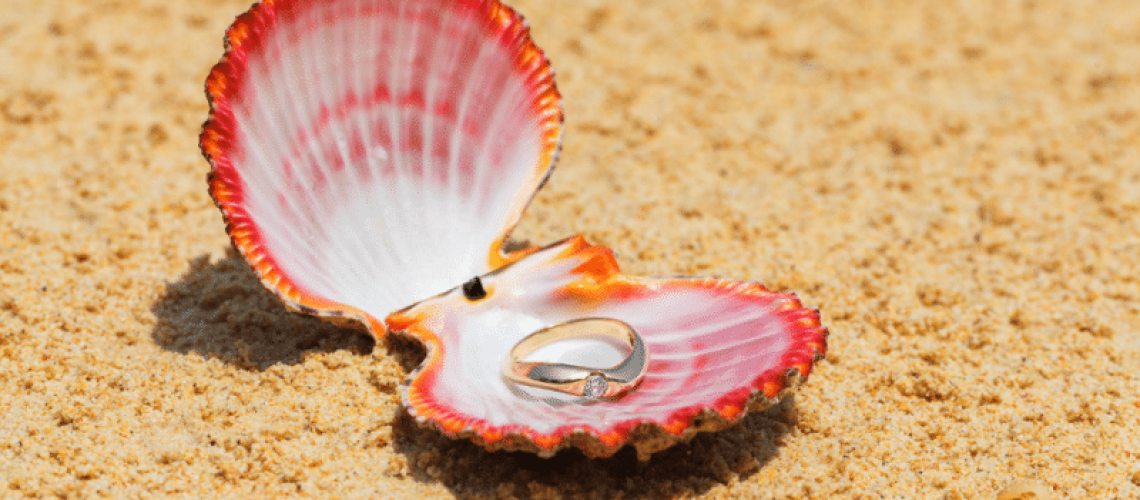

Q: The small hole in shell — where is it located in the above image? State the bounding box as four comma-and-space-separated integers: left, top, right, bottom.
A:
461, 277, 487, 301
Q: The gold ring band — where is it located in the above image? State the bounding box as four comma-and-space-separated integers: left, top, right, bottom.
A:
501, 318, 648, 401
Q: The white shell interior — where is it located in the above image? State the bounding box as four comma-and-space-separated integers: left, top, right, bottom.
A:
228, 0, 549, 319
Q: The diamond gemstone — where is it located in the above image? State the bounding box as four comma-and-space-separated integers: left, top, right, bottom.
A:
583, 374, 607, 399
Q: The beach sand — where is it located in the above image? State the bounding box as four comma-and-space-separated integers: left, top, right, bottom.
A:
2, 0, 1138, 497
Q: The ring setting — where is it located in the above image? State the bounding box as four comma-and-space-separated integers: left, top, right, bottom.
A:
501, 318, 648, 402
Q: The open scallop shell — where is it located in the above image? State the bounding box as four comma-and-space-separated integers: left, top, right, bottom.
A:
386, 237, 827, 459
200, 0, 828, 459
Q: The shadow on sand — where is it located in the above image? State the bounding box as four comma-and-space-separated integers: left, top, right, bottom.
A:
390, 396, 800, 499
150, 249, 800, 498
149, 249, 374, 369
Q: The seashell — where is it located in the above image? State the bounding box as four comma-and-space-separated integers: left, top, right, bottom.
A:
200, 0, 828, 459
201, 0, 561, 325
386, 236, 826, 459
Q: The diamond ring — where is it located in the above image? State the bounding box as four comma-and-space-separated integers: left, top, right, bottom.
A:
501, 318, 648, 401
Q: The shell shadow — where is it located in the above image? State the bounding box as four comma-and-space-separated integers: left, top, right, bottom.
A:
152, 247, 798, 497
391, 396, 800, 498
149, 249, 374, 369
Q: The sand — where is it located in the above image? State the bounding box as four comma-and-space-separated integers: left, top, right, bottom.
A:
2, 0, 1138, 497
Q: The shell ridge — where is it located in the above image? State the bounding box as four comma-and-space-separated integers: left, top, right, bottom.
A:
346, 1, 398, 292
318, 0, 373, 291
443, 8, 490, 256
348, 5, 418, 302
369, 0, 410, 277
419, 1, 451, 258
286, 1, 368, 301
393, 0, 431, 274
